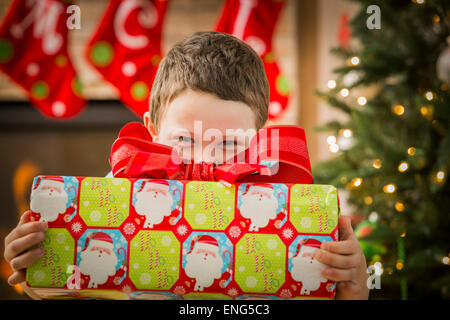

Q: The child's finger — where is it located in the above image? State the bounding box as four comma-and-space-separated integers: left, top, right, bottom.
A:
338, 216, 354, 240
321, 239, 356, 255
18, 210, 31, 226
9, 247, 44, 272
4, 231, 46, 262
315, 249, 360, 269
321, 266, 356, 282
4, 221, 47, 246
7, 270, 26, 286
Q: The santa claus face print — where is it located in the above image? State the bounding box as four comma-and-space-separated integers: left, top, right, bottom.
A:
238, 183, 288, 232
133, 180, 182, 228
289, 236, 331, 296
30, 176, 78, 222
183, 233, 233, 292
77, 230, 127, 289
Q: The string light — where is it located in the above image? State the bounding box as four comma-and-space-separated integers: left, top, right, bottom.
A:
373, 159, 382, 169
436, 170, 445, 182
342, 129, 352, 138
413, 0, 425, 4
400, 232, 406, 238
420, 105, 433, 120
398, 162, 409, 172
383, 184, 396, 193
392, 105, 405, 116
329, 143, 339, 153
396, 261, 404, 270
395, 202, 405, 212
364, 196, 373, 205
340, 88, 349, 97
352, 177, 362, 187
407, 147, 416, 156
425, 91, 434, 101
357, 96, 367, 106
327, 135, 337, 145
433, 14, 440, 24
350, 56, 360, 66
327, 80, 337, 89
369, 212, 378, 222
442, 257, 449, 265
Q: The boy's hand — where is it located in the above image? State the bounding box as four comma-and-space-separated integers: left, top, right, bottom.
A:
4, 210, 47, 286
314, 215, 369, 300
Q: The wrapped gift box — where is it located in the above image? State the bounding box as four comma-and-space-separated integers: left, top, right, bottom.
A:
26, 176, 339, 300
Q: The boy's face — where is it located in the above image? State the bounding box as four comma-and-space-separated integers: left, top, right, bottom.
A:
144, 89, 259, 164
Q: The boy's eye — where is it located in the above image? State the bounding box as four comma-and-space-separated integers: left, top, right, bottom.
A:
178, 136, 194, 144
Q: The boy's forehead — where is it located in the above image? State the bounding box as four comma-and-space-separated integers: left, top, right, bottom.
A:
161, 89, 257, 132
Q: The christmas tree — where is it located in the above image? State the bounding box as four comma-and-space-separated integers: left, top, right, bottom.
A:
313, 0, 450, 299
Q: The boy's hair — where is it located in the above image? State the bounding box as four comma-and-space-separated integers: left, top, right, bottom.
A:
149, 31, 269, 130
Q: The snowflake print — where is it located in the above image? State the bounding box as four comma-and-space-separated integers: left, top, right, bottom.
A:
71, 222, 82, 233
121, 285, 132, 293
123, 223, 136, 235
173, 286, 186, 296
282, 227, 294, 239
176, 224, 188, 236
228, 225, 241, 238
300, 217, 312, 229
227, 287, 239, 297
280, 289, 292, 299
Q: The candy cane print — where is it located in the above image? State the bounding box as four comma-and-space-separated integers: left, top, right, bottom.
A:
99, 189, 103, 207
210, 191, 214, 209
222, 250, 233, 287
139, 232, 144, 252
309, 197, 314, 214
163, 269, 168, 287
277, 191, 288, 228
260, 253, 265, 272
263, 273, 268, 292
212, 210, 217, 229
157, 270, 162, 288
269, 272, 273, 291
204, 193, 209, 210
155, 250, 159, 269
149, 251, 153, 270
113, 206, 118, 225
117, 247, 127, 285
107, 207, 112, 226
254, 254, 259, 272
218, 208, 223, 229
105, 189, 110, 206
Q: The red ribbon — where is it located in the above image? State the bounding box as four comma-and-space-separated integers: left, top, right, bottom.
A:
109, 122, 313, 185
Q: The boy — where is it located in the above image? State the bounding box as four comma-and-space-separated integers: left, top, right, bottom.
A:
3, 32, 369, 300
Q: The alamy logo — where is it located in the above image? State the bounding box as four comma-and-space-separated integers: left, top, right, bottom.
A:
366, 5, 381, 30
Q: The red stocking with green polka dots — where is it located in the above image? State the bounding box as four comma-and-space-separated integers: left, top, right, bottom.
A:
215, 0, 290, 120
0, 0, 86, 119
86, 0, 168, 118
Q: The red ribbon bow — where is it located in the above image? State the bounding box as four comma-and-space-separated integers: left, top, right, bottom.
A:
109, 122, 313, 185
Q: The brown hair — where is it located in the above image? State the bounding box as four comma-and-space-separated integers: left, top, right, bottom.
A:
149, 31, 269, 130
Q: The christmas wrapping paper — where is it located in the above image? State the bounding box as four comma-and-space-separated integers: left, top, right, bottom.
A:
26, 176, 339, 300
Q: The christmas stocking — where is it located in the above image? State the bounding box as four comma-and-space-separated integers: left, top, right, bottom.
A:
0, 0, 86, 119
215, 0, 290, 120
86, 0, 168, 118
